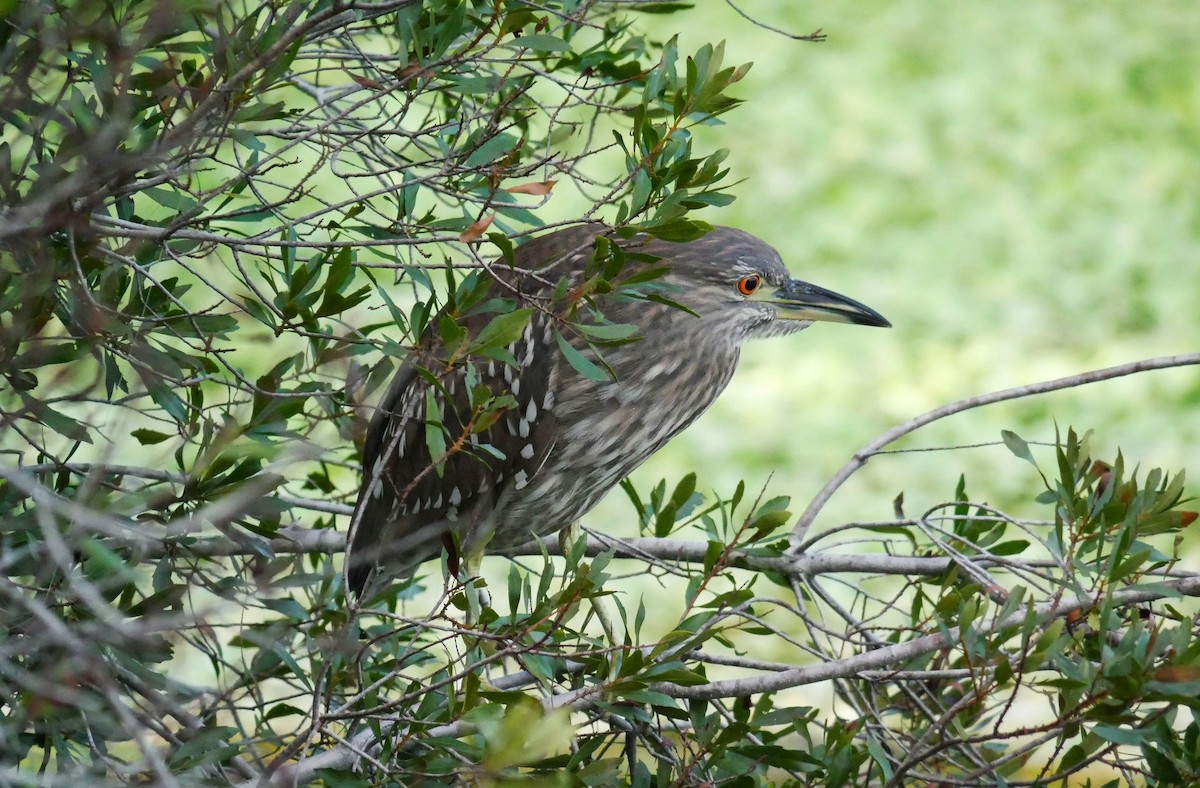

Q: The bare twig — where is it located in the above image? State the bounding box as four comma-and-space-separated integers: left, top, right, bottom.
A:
791, 353, 1200, 548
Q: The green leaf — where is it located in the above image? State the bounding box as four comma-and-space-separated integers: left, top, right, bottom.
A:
465, 132, 520, 168
439, 315, 468, 357
145, 377, 190, 424
425, 388, 447, 475
747, 496, 792, 539
480, 702, 573, 771
126, 585, 187, 617
1142, 743, 1184, 782
654, 472, 696, 537
168, 726, 239, 769
700, 588, 753, 609
630, 2, 697, 13
144, 186, 198, 213
27, 400, 92, 443
555, 333, 610, 382
643, 218, 713, 242
242, 296, 277, 329
866, 736, 895, 782
1001, 429, 1038, 467
131, 428, 171, 446
630, 169, 652, 212
989, 539, 1030, 556
261, 704, 306, 722
1093, 723, 1146, 746
262, 597, 309, 622
507, 563, 522, 613
80, 539, 136, 586
468, 308, 533, 354
488, 232, 516, 266
233, 100, 287, 122
576, 322, 640, 341
702, 540, 724, 573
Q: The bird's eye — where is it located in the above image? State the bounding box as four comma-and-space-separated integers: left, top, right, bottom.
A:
737, 274, 762, 296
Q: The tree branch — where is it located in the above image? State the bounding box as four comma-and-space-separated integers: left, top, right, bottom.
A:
791, 353, 1200, 548
649, 574, 1200, 700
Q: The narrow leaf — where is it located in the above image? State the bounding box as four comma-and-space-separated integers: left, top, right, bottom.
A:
1001, 429, 1038, 467
503, 180, 557, 195
459, 214, 495, 243
555, 333, 610, 382
468, 309, 533, 354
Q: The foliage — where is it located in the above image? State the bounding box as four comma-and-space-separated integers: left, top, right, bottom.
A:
2, 1, 1199, 786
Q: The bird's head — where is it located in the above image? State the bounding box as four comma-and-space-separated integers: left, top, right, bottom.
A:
639, 226, 891, 342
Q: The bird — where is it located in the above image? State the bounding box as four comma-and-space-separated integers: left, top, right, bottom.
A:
345, 223, 889, 597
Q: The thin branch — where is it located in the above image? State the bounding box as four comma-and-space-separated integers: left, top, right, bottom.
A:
722, 0, 827, 42
649, 574, 1200, 700
791, 353, 1200, 548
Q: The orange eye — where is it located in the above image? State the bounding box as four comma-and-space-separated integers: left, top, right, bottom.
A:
737, 274, 761, 296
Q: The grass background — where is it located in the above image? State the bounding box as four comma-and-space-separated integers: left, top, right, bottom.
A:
577, 0, 1200, 539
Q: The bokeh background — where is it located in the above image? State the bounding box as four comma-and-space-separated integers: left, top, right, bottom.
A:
574, 0, 1200, 541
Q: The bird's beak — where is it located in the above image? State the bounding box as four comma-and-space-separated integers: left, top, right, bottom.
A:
754, 279, 891, 328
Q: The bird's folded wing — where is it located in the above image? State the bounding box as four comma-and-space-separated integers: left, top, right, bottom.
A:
345, 310, 559, 594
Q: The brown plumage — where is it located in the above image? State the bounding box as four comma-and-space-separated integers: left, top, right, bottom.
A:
346, 224, 889, 596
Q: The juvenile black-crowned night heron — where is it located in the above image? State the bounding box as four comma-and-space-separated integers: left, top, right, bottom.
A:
346, 224, 889, 596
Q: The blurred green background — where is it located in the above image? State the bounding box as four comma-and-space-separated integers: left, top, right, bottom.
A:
576, 0, 1200, 538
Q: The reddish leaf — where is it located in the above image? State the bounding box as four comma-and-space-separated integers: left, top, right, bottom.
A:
459, 214, 495, 243
393, 63, 432, 83
731, 63, 753, 83
1152, 665, 1200, 683
983, 584, 1008, 600
349, 73, 384, 90
504, 180, 557, 196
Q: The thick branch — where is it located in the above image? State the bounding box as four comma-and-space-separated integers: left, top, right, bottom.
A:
110, 525, 1200, 583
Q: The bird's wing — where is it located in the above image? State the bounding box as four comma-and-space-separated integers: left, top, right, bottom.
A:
346, 324, 561, 593
346, 282, 581, 595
